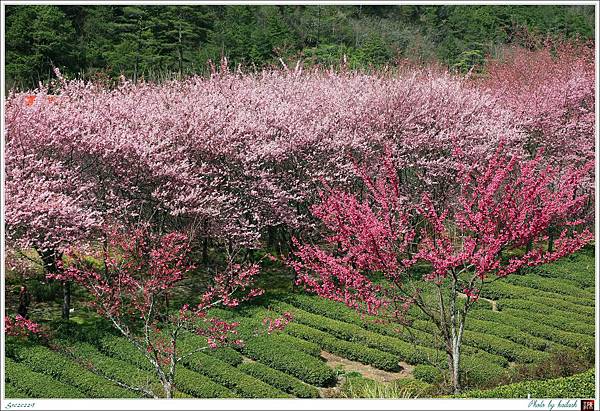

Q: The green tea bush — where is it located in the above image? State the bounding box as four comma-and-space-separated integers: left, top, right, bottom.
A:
527, 296, 595, 318
5, 357, 85, 398
238, 362, 320, 398
4, 382, 27, 398
460, 357, 506, 388
97, 335, 153, 370
240, 336, 337, 386
505, 274, 592, 298
461, 330, 550, 364
499, 307, 593, 336
54, 339, 166, 397
178, 333, 244, 366
278, 297, 506, 366
408, 320, 509, 367
458, 368, 595, 398
413, 365, 444, 384
98, 335, 240, 398
469, 311, 594, 356
284, 322, 401, 371
534, 252, 595, 288
174, 367, 238, 398
10, 344, 136, 398
465, 318, 550, 351
272, 333, 322, 357
496, 299, 593, 325
270, 302, 431, 365
182, 351, 290, 398
230, 310, 324, 358
481, 282, 593, 307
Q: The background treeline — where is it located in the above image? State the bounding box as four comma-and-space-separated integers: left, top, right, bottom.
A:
5, 4, 595, 89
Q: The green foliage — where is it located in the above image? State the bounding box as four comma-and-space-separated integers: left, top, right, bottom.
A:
26, 277, 63, 302
176, 333, 245, 366
5, 5, 595, 89
465, 317, 550, 351
504, 273, 594, 298
271, 333, 322, 357
96, 334, 238, 398
238, 362, 320, 398
175, 368, 239, 398
459, 357, 506, 388
8, 343, 137, 398
181, 351, 291, 398
276, 298, 507, 368
457, 368, 595, 398
470, 310, 594, 359
5, 357, 85, 398
265, 300, 504, 386
54, 339, 165, 396
480, 281, 594, 308
228, 308, 324, 358
532, 249, 595, 288
462, 330, 550, 364
240, 336, 337, 387
4, 382, 27, 398
301, 43, 355, 67
270, 301, 427, 365
499, 306, 593, 336
413, 364, 444, 384
527, 295, 594, 318
5, 5, 77, 89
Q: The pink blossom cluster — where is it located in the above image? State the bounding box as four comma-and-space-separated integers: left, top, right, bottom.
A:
52, 228, 261, 356
196, 317, 243, 349
418, 145, 593, 281
480, 40, 595, 196
262, 312, 294, 334
4, 315, 43, 338
49, 229, 195, 317
5, 59, 544, 254
293, 144, 593, 317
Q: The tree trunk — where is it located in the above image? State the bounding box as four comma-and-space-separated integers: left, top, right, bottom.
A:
548, 226, 555, 253
446, 276, 465, 393
164, 381, 173, 399
449, 338, 461, 394
202, 237, 209, 264
526, 239, 533, 253
177, 16, 183, 79
62, 281, 71, 320
267, 226, 275, 249
39, 248, 70, 320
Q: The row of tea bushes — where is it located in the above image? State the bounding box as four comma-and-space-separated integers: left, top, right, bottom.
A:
457, 369, 595, 398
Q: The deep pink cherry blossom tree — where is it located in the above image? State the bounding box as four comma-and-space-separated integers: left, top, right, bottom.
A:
292, 145, 593, 393
49, 228, 264, 398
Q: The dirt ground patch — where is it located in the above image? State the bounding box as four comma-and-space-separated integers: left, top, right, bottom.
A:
321, 351, 414, 382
